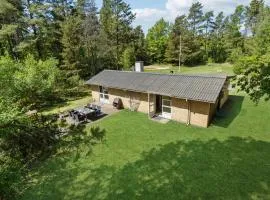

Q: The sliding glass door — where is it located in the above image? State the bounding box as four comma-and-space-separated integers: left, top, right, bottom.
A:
162, 96, 172, 119
99, 86, 109, 104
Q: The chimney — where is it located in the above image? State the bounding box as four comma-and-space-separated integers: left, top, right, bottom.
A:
135, 61, 144, 72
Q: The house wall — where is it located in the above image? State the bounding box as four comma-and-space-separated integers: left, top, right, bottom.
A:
220, 79, 230, 108
108, 88, 151, 113
171, 98, 189, 123
209, 100, 218, 124
189, 101, 210, 128
91, 85, 100, 102
91, 85, 215, 128
91, 86, 153, 113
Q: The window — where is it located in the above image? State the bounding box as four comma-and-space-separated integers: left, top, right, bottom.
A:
163, 106, 171, 113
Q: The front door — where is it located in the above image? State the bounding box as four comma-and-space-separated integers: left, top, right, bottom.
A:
99, 86, 109, 104
162, 96, 172, 119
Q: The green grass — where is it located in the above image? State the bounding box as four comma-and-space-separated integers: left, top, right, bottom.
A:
145, 63, 234, 76
21, 93, 270, 200
41, 95, 92, 115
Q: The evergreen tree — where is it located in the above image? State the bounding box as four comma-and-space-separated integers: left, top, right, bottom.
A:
100, 0, 135, 69
246, 0, 264, 35
188, 2, 204, 35
187, 2, 205, 63
0, 0, 24, 58
208, 12, 227, 62
61, 15, 84, 76
254, 12, 270, 55
132, 26, 147, 62
224, 5, 245, 62
203, 11, 215, 59
81, 0, 101, 77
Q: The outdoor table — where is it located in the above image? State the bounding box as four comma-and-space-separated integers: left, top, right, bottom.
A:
74, 107, 95, 116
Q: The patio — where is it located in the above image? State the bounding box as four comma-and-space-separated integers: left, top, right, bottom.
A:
63, 102, 120, 125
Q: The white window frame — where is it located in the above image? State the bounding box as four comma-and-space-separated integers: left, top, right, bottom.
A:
162, 96, 172, 119
99, 86, 109, 104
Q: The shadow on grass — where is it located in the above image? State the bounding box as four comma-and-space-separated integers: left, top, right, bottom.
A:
22, 137, 270, 200
213, 95, 245, 128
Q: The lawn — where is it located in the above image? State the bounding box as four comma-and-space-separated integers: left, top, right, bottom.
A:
145, 63, 234, 76
21, 93, 270, 200
41, 95, 92, 115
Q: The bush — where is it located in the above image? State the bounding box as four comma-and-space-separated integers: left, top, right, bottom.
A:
227, 48, 243, 63
0, 54, 61, 108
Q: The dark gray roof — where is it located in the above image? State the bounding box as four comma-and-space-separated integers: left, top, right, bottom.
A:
86, 70, 227, 103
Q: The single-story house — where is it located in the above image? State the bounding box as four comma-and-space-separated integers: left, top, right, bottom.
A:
86, 70, 229, 127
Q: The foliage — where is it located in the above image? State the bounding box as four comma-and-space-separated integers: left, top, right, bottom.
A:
254, 14, 270, 55
165, 15, 204, 66
100, 0, 135, 69
61, 15, 84, 76
234, 54, 270, 103
146, 18, 170, 63
188, 2, 204, 34
132, 26, 147, 61
0, 54, 60, 107
0, 100, 105, 199
121, 46, 135, 70
0, 115, 61, 163
233, 7, 270, 103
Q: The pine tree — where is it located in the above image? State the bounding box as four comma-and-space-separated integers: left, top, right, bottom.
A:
0, 0, 24, 58
208, 12, 227, 62
224, 5, 245, 62
188, 2, 204, 35
61, 15, 84, 76
203, 11, 215, 59
100, 0, 135, 69
132, 26, 146, 61
246, 0, 264, 35
81, 0, 101, 77
165, 15, 203, 66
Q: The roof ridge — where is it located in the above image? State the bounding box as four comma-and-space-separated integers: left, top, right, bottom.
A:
103, 70, 227, 79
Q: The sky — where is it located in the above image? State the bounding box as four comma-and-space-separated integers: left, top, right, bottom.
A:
96, 0, 270, 33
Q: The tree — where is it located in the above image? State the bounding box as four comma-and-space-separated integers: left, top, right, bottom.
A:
121, 46, 135, 70
146, 18, 170, 63
0, 0, 24, 58
100, 0, 135, 69
188, 2, 204, 35
224, 5, 245, 62
203, 11, 215, 59
81, 0, 101, 77
132, 25, 147, 62
0, 54, 60, 107
186, 2, 205, 63
234, 8, 270, 103
61, 15, 84, 76
165, 15, 198, 65
234, 54, 270, 103
208, 12, 227, 62
254, 13, 270, 55
246, 0, 264, 35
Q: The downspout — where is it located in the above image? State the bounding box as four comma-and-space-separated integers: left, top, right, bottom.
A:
148, 93, 151, 119
186, 99, 191, 126
129, 91, 131, 110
